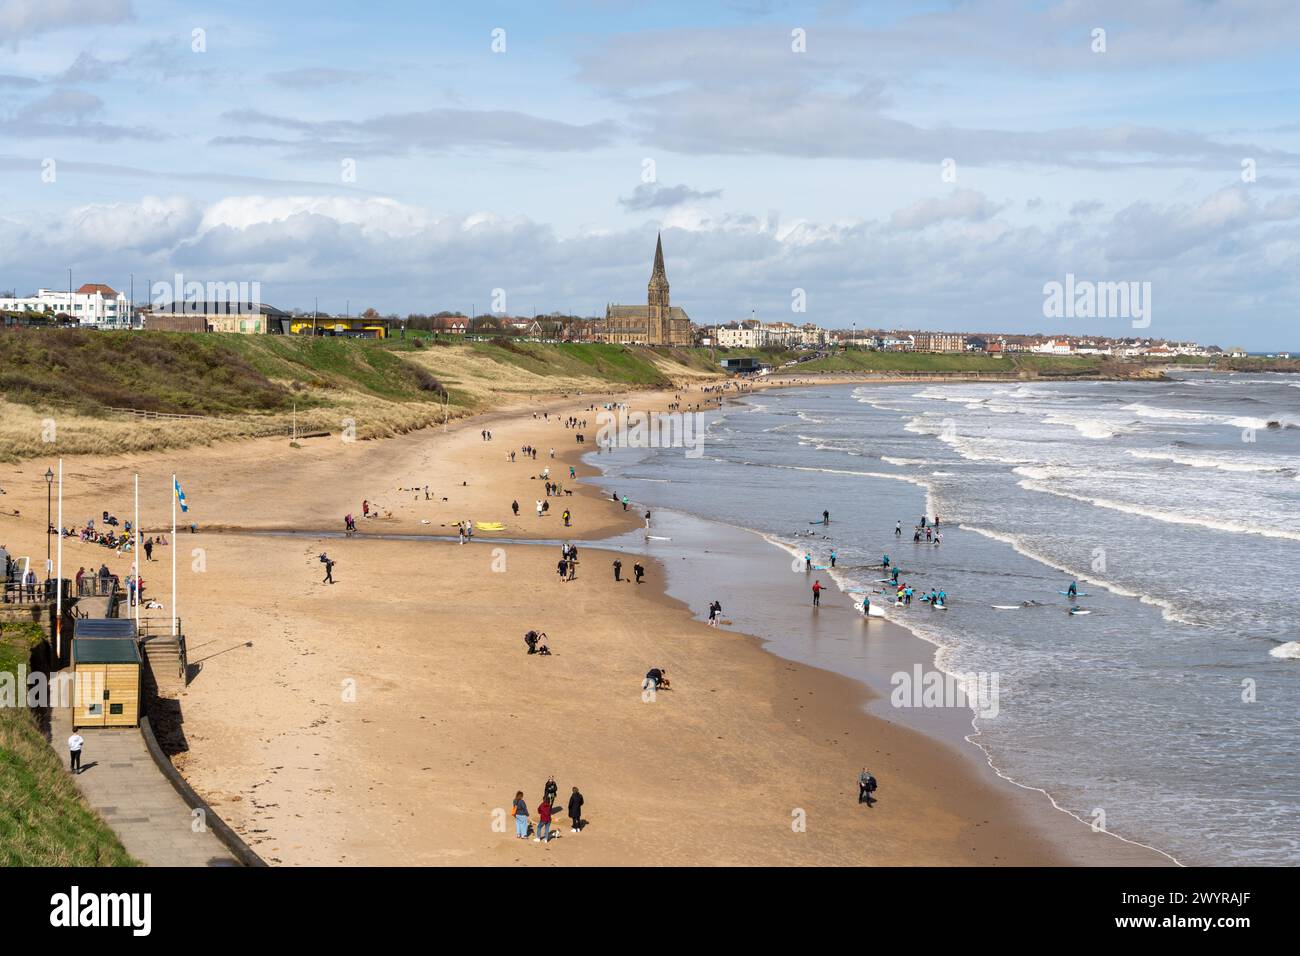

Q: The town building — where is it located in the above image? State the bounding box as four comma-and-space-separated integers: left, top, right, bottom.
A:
147, 301, 293, 335
0, 284, 130, 327
911, 332, 968, 353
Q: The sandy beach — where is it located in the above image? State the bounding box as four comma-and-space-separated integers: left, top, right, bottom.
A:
0, 381, 1167, 866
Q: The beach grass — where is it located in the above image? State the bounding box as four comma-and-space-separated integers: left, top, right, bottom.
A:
0, 623, 136, 866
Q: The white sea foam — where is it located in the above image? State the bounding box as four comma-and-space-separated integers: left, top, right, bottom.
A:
1127, 449, 1289, 474
1042, 413, 1121, 439
1269, 641, 1300, 659
1017, 479, 1300, 543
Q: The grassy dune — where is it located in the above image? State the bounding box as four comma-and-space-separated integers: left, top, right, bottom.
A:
0, 623, 136, 866
0, 329, 723, 461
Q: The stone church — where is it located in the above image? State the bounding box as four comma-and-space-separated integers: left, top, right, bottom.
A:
600, 233, 693, 345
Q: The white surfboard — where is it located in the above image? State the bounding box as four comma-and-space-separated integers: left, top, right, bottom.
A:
857, 603, 886, 617
645, 535, 672, 540
991, 604, 1021, 610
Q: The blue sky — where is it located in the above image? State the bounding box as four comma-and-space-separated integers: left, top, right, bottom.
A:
2, 0, 1299, 348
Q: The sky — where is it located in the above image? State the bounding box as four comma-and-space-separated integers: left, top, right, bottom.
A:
1, 0, 1299, 349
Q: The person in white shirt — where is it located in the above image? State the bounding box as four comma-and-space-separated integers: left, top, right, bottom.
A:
68, 733, 84, 774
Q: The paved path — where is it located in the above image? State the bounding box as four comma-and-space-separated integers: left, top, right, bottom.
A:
52, 695, 237, 867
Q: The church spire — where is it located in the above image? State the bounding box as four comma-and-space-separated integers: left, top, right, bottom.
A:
651, 232, 667, 283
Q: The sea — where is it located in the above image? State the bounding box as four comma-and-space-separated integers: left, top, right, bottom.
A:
589, 371, 1300, 866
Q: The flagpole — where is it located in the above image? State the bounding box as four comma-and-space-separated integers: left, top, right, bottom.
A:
134, 474, 140, 628
171, 473, 177, 638
55, 460, 63, 659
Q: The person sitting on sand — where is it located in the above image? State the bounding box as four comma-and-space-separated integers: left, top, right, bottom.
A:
644, 667, 669, 691
524, 630, 541, 654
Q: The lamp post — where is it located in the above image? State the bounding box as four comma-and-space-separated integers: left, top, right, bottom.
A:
44, 467, 53, 588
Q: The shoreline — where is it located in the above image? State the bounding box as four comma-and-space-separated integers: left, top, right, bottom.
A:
1, 379, 1171, 865
579, 390, 1173, 866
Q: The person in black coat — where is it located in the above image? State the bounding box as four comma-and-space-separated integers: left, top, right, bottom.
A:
567, 787, 584, 833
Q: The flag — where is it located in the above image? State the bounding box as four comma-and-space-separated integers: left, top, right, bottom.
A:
174, 477, 188, 513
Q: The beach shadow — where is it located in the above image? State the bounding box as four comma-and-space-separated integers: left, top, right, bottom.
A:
147, 696, 191, 759
77, 761, 99, 773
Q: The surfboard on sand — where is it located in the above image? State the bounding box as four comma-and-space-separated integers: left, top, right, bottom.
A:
646, 535, 672, 540
476, 522, 505, 531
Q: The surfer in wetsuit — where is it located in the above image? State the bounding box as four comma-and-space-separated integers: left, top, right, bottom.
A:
895, 521, 902, 536
1067, 581, 1078, 599
881, 553, 890, 570
891, 567, 900, 584
822, 510, 830, 526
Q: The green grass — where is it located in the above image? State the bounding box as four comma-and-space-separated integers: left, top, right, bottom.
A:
0, 329, 447, 416
457, 340, 680, 386
769, 349, 1130, 377
0, 622, 136, 866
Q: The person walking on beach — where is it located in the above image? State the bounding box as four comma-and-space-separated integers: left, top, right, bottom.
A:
861, 594, 871, 616
557, 557, 568, 582
512, 500, 520, 517
895, 521, 902, 537
68, 732, 84, 774
512, 791, 529, 838
829, 549, 837, 568
320, 553, 335, 584
812, 580, 823, 607
804, 552, 812, 572
858, 767, 877, 805
568, 786, 584, 833
621, 495, 629, 511
633, 563, 645, 584
562, 509, 571, 527
144, 538, 154, 561
707, 600, 719, 626
542, 775, 558, 811
613, 559, 622, 581
536, 499, 544, 517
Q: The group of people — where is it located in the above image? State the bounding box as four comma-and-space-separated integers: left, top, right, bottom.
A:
611, 558, 644, 583
556, 543, 579, 581
511, 777, 585, 842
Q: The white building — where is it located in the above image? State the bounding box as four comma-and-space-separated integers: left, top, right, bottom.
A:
0, 284, 130, 327
716, 325, 767, 348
